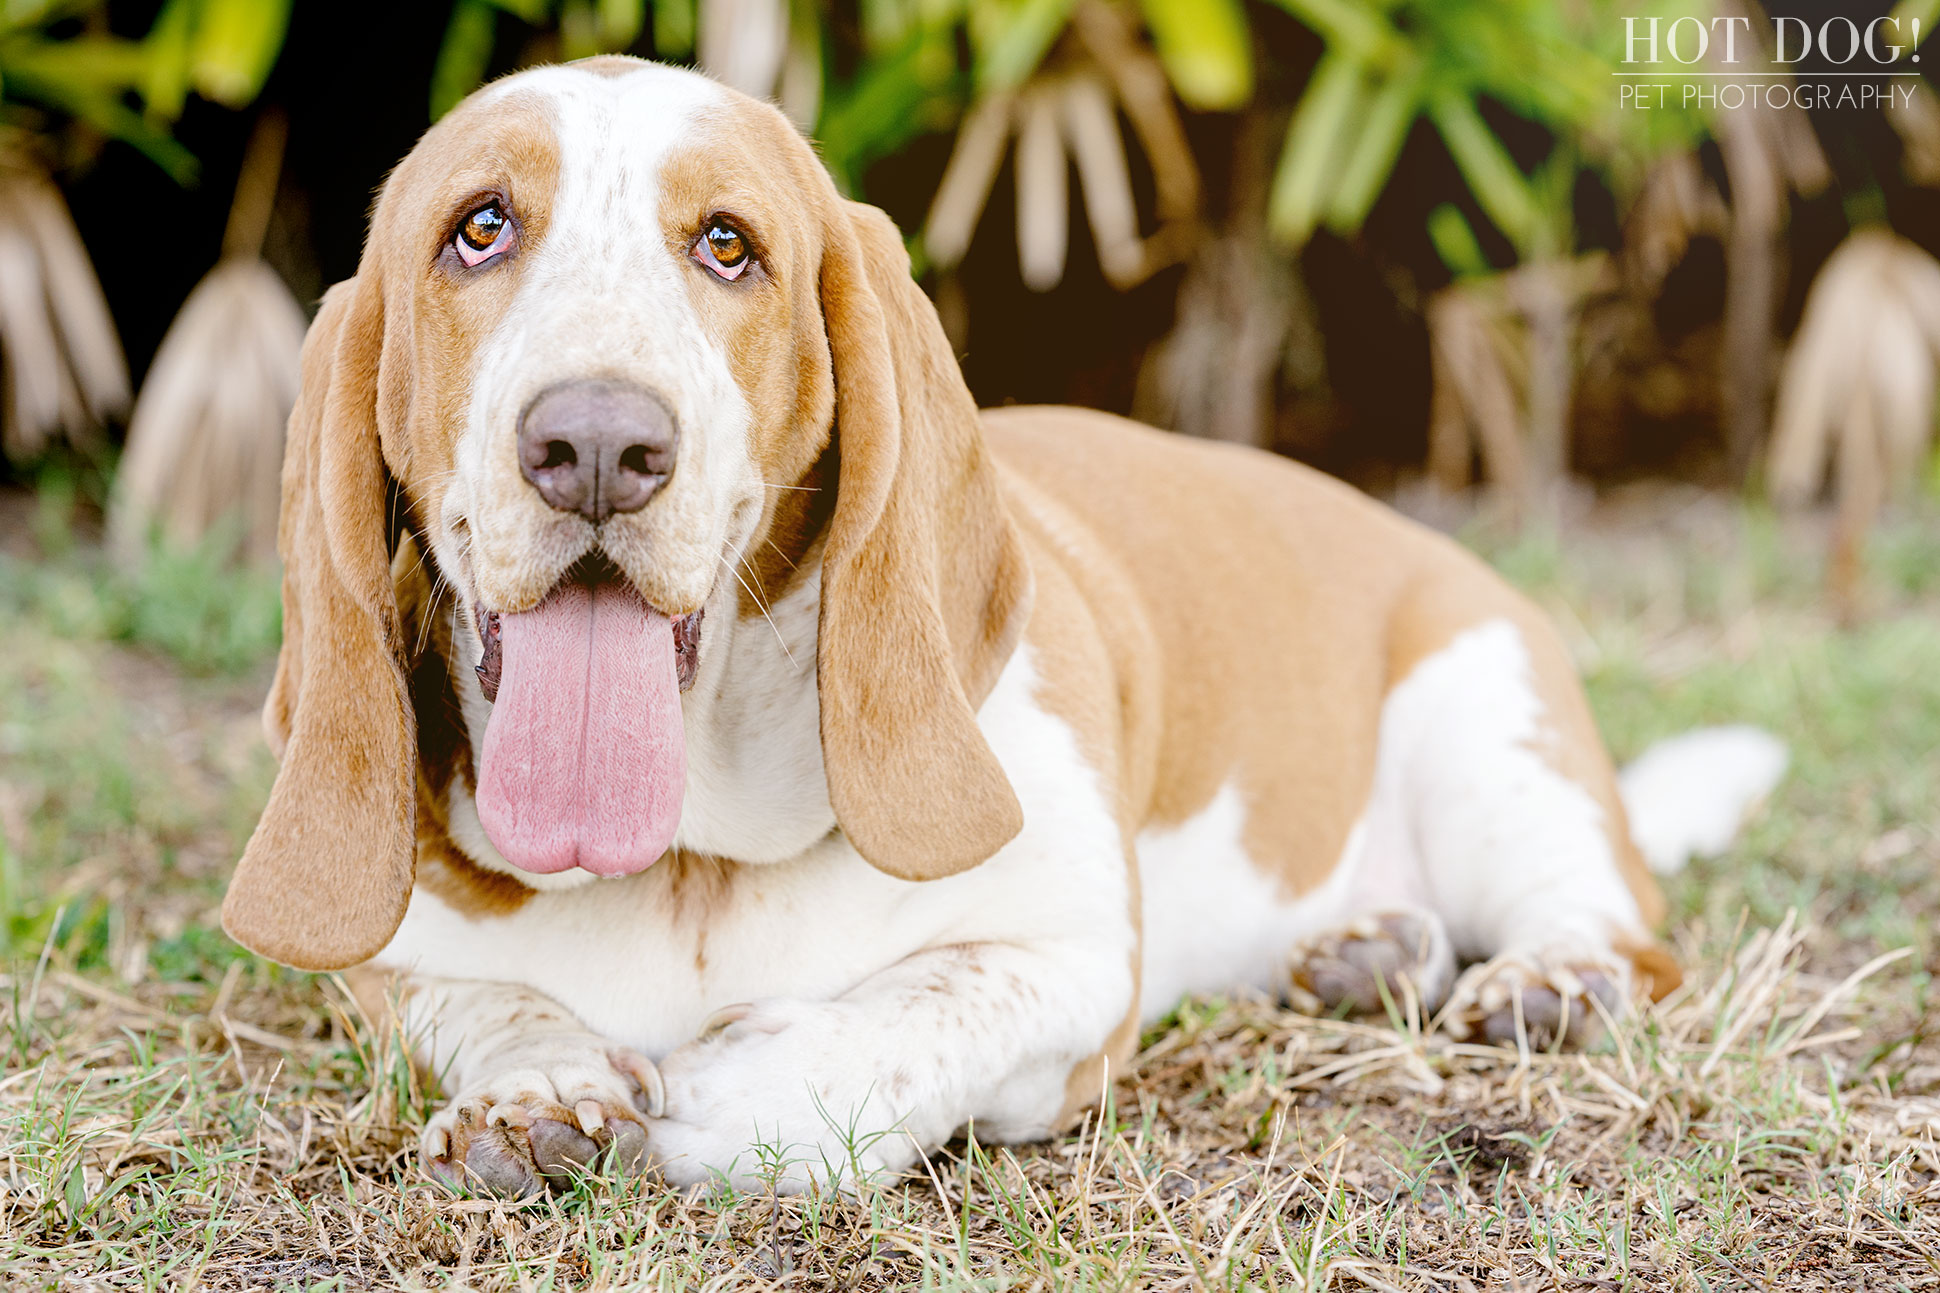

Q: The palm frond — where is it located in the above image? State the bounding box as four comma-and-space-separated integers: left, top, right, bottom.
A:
0, 153, 130, 462
107, 259, 307, 563
1768, 230, 1940, 613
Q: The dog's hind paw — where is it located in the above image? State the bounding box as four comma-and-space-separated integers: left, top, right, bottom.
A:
1288, 909, 1456, 1017
1443, 950, 1629, 1049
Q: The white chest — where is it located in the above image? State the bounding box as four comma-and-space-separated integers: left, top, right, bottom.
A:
376, 644, 1135, 1058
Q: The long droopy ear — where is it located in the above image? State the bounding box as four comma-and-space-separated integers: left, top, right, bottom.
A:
222, 276, 416, 970
817, 200, 1035, 881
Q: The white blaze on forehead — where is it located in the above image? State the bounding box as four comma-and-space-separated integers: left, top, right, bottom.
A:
446, 61, 762, 612
469, 61, 729, 174
466, 59, 735, 426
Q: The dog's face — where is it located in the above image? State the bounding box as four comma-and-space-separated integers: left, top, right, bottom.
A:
223, 60, 1035, 970
389, 63, 831, 622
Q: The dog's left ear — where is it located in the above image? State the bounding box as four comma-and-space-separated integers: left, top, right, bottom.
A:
815, 200, 1034, 881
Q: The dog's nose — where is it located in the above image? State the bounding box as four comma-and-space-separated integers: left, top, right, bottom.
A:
517, 380, 678, 522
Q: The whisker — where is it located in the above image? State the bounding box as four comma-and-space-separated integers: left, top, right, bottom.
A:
395, 527, 432, 583
760, 482, 821, 492
414, 582, 436, 658
417, 566, 458, 660
717, 548, 799, 672
399, 542, 436, 657
763, 538, 799, 573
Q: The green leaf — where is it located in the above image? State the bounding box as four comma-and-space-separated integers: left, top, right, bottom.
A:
1267, 50, 1366, 248
1428, 88, 1539, 252
560, 0, 602, 59
1323, 57, 1421, 235
1890, 0, 1938, 48
0, 60, 199, 182
969, 0, 1073, 94
1261, 0, 1402, 66
140, 0, 196, 120
190, 0, 290, 108
481, 0, 551, 23
1138, 0, 1251, 111
818, 24, 960, 191
63, 1159, 87, 1225
653, 0, 696, 57
1, 34, 153, 95
599, 0, 643, 47
860, 0, 912, 52
1427, 201, 1489, 278
431, 0, 497, 120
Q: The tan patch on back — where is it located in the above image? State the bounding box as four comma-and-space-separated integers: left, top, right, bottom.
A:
984, 405, 1670, 951
986, 409, 1409, 897
1001, 466, 1160, 828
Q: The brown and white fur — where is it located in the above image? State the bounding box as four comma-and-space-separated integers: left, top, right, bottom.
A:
223, 58, 1786, 1196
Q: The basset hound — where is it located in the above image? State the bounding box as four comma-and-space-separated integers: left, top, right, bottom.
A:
223, 57, 1786, 1196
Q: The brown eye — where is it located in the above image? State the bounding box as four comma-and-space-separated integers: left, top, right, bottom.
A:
695, 218, 751, 280
455, 203, 511, 266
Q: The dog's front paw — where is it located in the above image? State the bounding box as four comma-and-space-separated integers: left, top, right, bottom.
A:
422, 1043, 664, 1197
1444, 948, 1630, 1049
648, 999, 912, 1191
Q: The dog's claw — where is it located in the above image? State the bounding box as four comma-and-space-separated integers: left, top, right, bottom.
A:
697, 1002, 753, 1043
487, 1103, 532, 1129
609, 1046, 667, 1117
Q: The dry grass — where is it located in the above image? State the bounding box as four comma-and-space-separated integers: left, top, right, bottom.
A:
3, 485, 1938, 1290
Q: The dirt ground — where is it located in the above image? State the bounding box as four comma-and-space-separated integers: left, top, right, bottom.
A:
2, 483, 1937, 1290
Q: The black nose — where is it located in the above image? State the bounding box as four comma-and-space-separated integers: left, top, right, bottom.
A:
517, 380, 678, 522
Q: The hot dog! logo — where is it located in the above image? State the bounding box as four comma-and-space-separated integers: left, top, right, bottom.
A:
1617, 14, 1923, 112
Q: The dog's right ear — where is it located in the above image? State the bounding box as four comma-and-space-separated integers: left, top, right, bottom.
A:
222, 276, 417, 972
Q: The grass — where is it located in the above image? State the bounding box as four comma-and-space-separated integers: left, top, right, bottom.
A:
2, 484, 1937, 1290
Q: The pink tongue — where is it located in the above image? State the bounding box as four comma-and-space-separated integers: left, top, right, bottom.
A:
476, 583, 685, 876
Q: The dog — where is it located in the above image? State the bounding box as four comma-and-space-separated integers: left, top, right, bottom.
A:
222, 56, 1786, 1196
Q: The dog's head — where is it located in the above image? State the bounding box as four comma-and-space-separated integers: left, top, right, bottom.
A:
224, 59, 1033, 970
